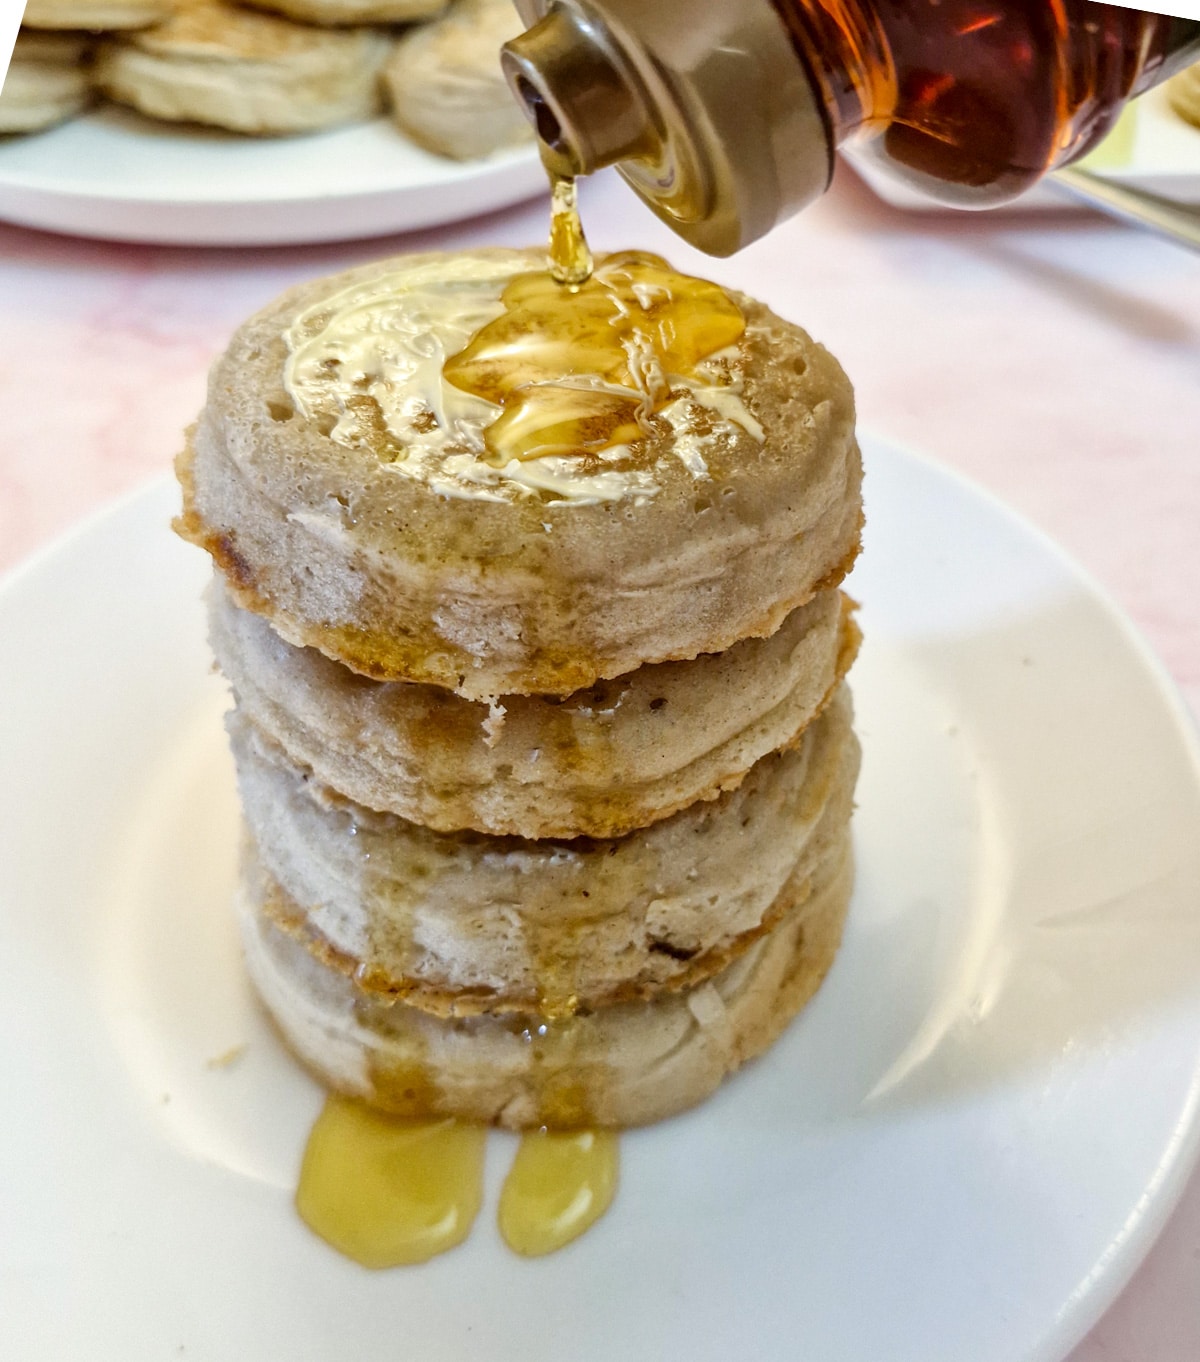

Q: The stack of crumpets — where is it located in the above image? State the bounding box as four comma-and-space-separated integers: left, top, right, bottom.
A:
176, 247, 863, 1129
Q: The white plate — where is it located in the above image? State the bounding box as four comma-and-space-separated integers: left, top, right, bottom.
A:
842, 83, 1200, 211
0, 104, 546, 244
3, 435, 1200, 1362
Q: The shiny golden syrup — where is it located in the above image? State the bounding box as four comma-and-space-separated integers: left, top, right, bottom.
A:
548, 171, 593, 288
525, 1013, 601, 1128
441, 251, 745, 467
296, 1096, 485, 1268
499, 1128, 619, 1257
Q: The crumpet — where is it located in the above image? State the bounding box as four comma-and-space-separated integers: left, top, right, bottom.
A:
95, 0, 389, 134
177, 248, 862, 699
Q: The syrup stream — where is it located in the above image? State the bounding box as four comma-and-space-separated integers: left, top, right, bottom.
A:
548, 170, 593, 287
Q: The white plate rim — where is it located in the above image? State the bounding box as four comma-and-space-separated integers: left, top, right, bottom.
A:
0, 110, 547, 244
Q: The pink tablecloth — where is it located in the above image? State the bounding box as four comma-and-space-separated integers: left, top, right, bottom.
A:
1, 165, 1197, 1358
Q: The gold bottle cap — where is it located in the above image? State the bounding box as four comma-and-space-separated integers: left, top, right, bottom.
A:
502, 0, 831, 255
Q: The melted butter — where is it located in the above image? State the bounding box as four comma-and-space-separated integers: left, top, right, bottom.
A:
296, 1096, 485, 1268
499, 1128, 619, 1257
442, 251, 746, 467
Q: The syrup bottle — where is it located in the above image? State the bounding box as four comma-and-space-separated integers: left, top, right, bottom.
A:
502, 0, 1200, 254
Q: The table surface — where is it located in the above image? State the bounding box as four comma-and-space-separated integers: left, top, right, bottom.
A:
1, 164, 1198, 1360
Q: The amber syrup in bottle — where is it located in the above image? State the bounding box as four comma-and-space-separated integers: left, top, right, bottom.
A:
770, 0, 1200, 206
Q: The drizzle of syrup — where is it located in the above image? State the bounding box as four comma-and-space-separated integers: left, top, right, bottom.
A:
548, 170, 593, 288
441, 250, 745, 467
498, 1127, 619, 1257
516, 1012, 602, 1128
296, 1095, 485, 1268
290, 173, 667, 1270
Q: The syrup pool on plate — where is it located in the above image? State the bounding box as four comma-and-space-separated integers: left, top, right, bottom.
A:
296, 1097, 486, 1268
297, 1098, 620, 1265
499, 1128, 619, 1257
